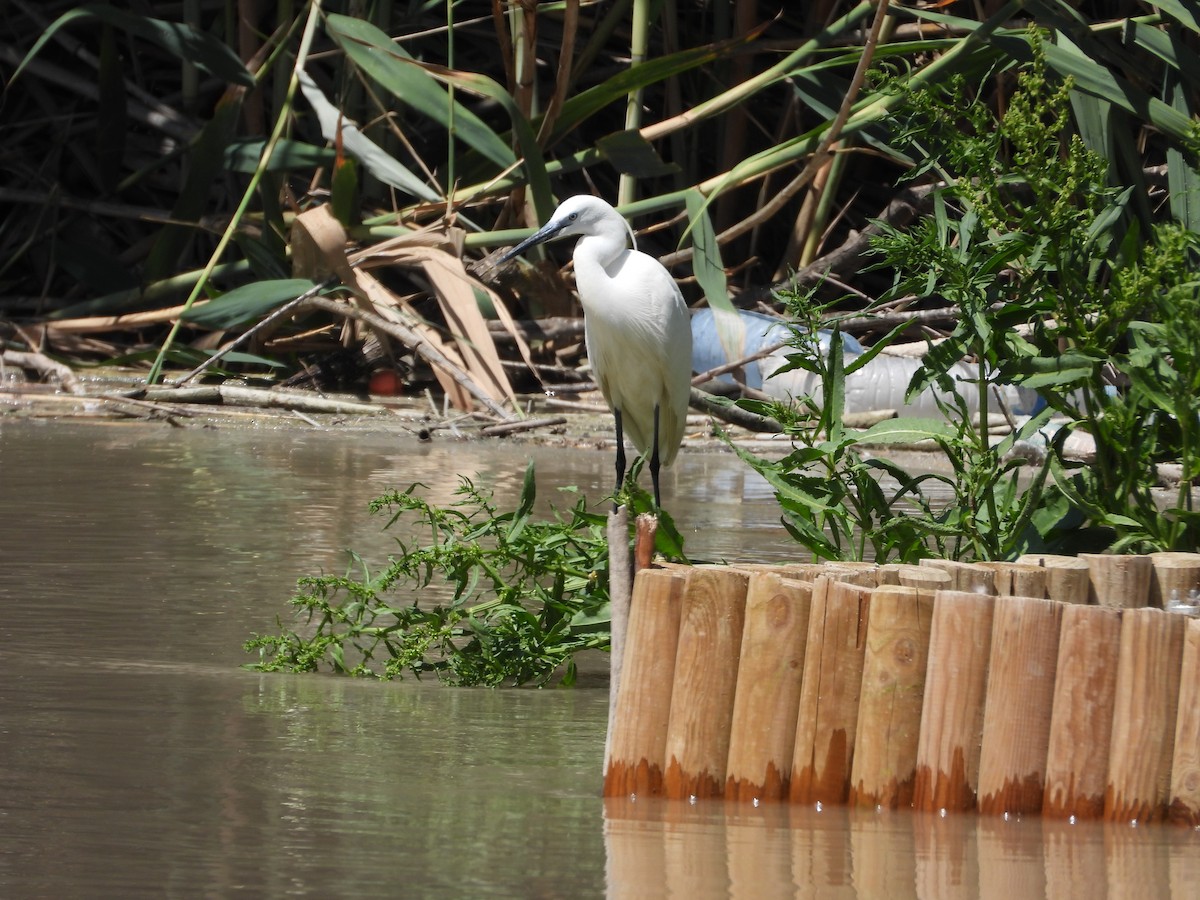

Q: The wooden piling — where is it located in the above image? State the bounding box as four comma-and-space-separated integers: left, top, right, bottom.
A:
724, 574, 812, 802
1015, 554, 1091, 605
604, 568, 687, 797
849, 584, 935, 809
662, 567, 749, 800
919, 559, 996, 594
785, 563, 878, 586
1105, 607, 1186, 822
1149, 552, 1200, 609
977, 595, 1063, 816
889, 564, 952, 593
789, 577, 872, 806
913, 591, 997, 813
1042, 604, 1122, 819
1080, 553, 1153, 609
1168, 616, 1200, 826
981, 562, 1049, 599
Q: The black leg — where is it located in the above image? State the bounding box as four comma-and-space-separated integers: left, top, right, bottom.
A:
650, 402, 662, 508
613, 407, 626, 509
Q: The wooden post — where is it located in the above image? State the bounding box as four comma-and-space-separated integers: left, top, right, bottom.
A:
633, 513, 658, 573
977, 595, 1063, 816
1148, 551, 1200, 609
849, 584, 935, 809
604, 568, 687, 797
1079, 553, 1153, 609
1169, 616, 1200, 826
981, 562, 1049, 598
1042, 604, 1122, 819
919, 559, 996, 594
1106, 607, 1186, 822
605, 506, 632, 785
894, 565, 952, 593
662, 567, 749, 800
785, 563, 877, 586
913, 590, 997, 813
790, 577, 872, 806
725, 574, 812, 802
1015, 554, 1090, 605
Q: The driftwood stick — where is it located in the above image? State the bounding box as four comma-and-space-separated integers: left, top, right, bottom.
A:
479, 416, 567, 437
1, 348, 85, 395
689, 386, 781, 433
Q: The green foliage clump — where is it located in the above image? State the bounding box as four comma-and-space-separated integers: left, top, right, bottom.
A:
734, 34, 1200, 560
244, 463, 614, 687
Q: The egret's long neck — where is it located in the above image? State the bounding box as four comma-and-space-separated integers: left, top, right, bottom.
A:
571, 220, 630, 308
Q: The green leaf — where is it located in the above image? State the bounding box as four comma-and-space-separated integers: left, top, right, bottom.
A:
225, 139, 335, 173
182, 278, 319, 328
596, 131, 680, 178
1044, 33, 1199, 150
1003, 351, 1099, 390
13, 4, 253, 88
857, 418, 958, 445
297, 71, 439, 202
683, 189, 730, 312
325, 14, 516, 171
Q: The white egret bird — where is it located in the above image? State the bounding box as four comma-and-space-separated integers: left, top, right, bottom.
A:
499, 196, 692, 507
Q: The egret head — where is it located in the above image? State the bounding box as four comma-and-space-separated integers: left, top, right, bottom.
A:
498, 195, 636, 263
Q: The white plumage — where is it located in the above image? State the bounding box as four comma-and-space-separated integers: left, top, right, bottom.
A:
499, 196, 693, 506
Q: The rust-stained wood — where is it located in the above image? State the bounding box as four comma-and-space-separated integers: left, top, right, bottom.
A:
724, 574, 812, 803
662, 567, 749, 800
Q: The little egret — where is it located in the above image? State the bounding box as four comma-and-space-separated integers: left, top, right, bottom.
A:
499, 196, 692, 507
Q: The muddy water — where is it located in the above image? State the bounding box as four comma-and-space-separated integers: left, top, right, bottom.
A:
0, 419, 1194, 897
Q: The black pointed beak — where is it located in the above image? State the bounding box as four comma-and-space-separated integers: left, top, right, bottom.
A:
497, 218, 570, 264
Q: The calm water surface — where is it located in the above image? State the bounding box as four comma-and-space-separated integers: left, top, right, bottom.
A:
0, 419, 1195, 897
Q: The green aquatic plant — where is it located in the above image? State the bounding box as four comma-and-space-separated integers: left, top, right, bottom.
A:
244, 462, 680, 686
733, 31, 1200, 561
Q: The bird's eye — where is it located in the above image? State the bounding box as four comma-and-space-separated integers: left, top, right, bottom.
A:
568, 213, 578, 221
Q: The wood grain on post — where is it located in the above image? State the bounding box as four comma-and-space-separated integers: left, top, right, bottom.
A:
790, 577, 872, 806
1015, 554, 1091, 605
785, 563, 878, 587
913, 590, 997, 813
977, 595, 1063, 816
891, 564, 952, 593
1080, 553, 1153, 609
604, 568, 688, 798
849, 584, 935, 809
981, 562, 1049, 598
1043, 604, 1122, 819
1105, 607, 1186, 822
1168, 616, 1200, 826
919, 559, 996, 594
1148, 551, 1200, 609
662, 567, 749, 800
725, 574, 812, 802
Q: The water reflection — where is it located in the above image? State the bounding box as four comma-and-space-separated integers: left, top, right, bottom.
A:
1, 419, 1195, 897
604, 798, 1200, 899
